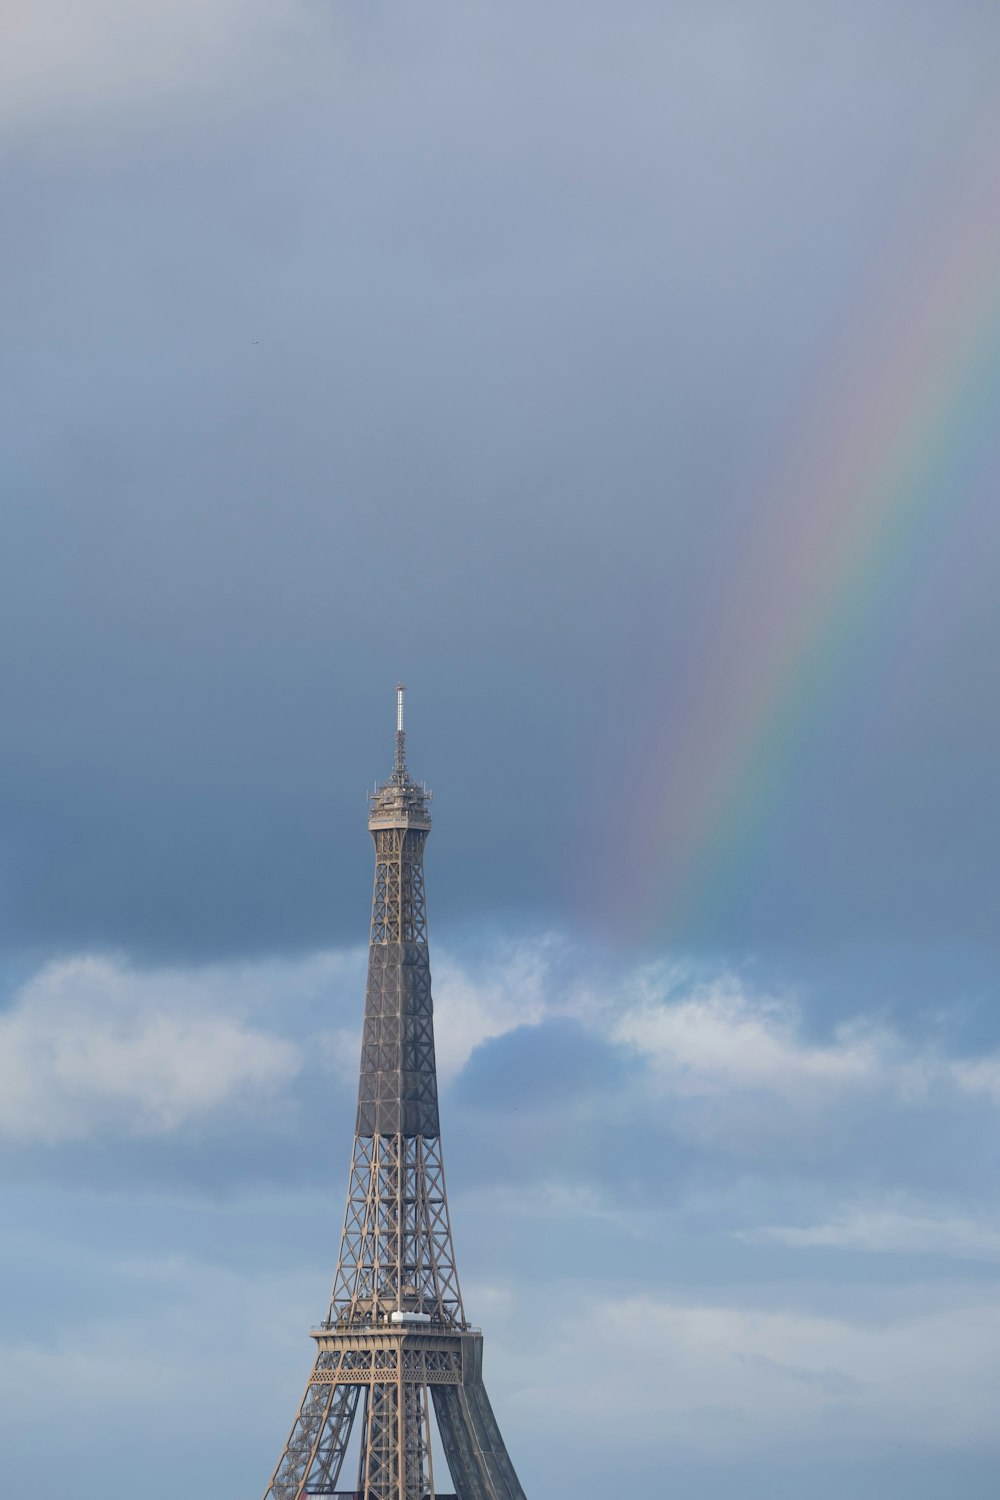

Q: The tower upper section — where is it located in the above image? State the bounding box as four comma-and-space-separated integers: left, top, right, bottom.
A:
359, 686, 440, 1136
368, 684, 432, 835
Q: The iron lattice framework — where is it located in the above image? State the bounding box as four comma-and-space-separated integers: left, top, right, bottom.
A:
263, 688, 526, 1500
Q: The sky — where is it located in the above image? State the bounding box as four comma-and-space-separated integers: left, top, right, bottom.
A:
2, 3, 1000, 1496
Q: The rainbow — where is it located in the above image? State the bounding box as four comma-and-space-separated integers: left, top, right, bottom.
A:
603, 122, 1000, 940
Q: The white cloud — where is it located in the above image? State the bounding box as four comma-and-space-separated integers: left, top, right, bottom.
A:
421, 941, 893, 1109
465, 1178, 616, 1224
421, 940, 1000, 1132
4, 933, 1000, 1161
608, 974, 884, 1100
515, 1290, 1000, 1456
951, 1054, 1000, 1103
430, 938, 555, 1080
0, 0, 337, 136
745, 1205, 1000, 1263
0, 954, 301, 1143
4, 934, 1000, 1484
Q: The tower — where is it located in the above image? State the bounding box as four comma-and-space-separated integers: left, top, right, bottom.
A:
262, 687, 527, 1500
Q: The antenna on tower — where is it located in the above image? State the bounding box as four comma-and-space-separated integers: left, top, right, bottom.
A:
394, 682, 406, 778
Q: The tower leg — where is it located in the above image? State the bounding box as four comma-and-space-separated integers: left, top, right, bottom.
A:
432, 1367, 525, 1500
263, 1361, 359, 1500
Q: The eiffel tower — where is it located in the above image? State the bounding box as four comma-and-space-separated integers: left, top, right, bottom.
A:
262, 688, 527, 1500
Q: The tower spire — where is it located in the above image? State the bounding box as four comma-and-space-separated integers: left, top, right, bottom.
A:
394, 681, 407, 780
261, 690, 526, 1500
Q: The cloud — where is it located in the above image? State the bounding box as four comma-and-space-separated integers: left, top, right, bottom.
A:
430, 938, 555, 1080
0, 0, 335, 136
517, 1290, 1000, 1457
0, 1247, 319, 1479
435, 942, 1000, 1126
951, 1054, 1000, 1103
746, 1205, 1000, 1263
734, 1351, 864, 1398
6, 934, 997, 1156
464, 1178, 616, 1224
3, 934, 1000, 1493
607, 974, 884, 1100
0, 954, 301, 1143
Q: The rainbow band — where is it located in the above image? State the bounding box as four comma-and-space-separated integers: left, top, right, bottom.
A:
611, 127, 1000, 937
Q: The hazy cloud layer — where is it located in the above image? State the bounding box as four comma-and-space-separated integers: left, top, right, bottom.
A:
2, 933, 1000, 1496
2, 1210, 999, 1500
524, 1291, 1000, 1456
4, 931, 999, 1206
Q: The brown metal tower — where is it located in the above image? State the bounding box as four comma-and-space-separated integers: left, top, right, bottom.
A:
262, 687, 526, 1500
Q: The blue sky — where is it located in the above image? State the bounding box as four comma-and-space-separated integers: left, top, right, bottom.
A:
2, 4, 1000, 1497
